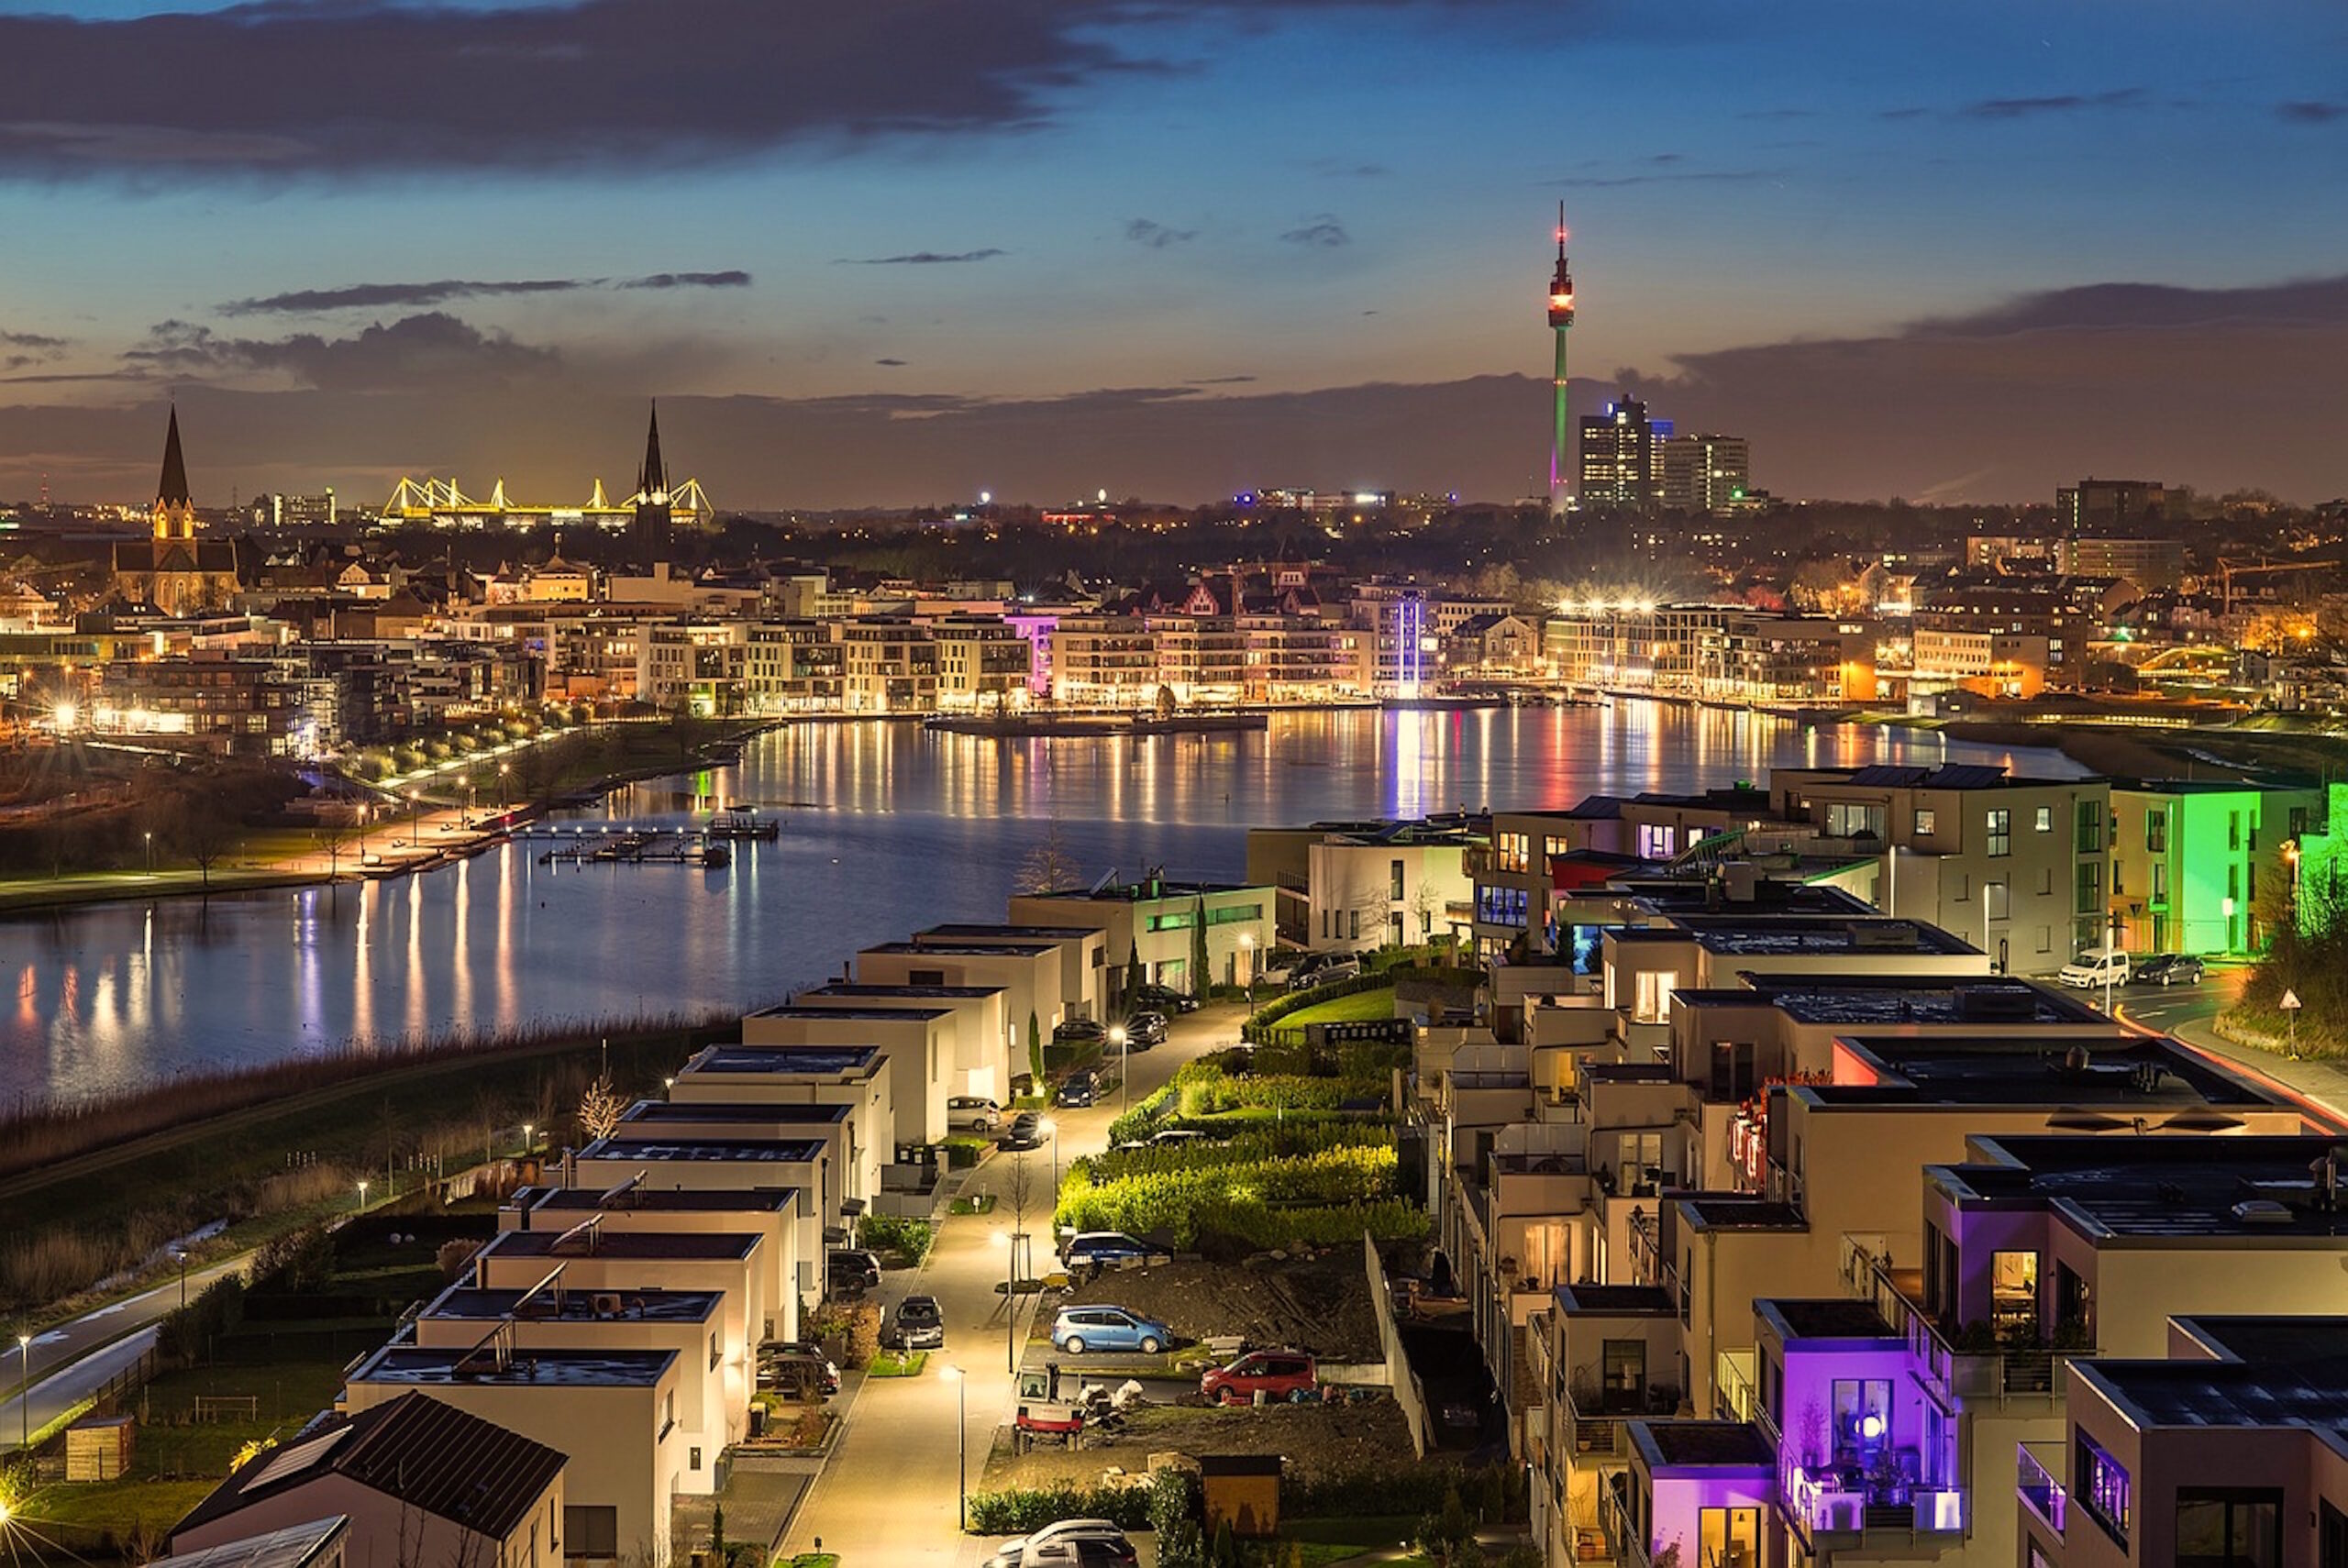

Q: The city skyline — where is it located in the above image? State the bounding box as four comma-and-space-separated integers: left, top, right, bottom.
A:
0, 0, 2343, 507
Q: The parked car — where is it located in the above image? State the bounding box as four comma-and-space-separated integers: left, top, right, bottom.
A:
2133, 953, 2206, 986
1060, 1231, 1173, 1270
1051, 1305, 1172, 1355
999, 1111, 1046, 1151
2057, 946, 2131, 988
1149, 1128, 1207, 1148
756, 1349, 839, 1399
1257, 950, 1307, 987
1024, 1538, 1137, 1568
1287, 954, 1361, 991
1201, 1348, 1316, 1404
947, 1095, 1002, 1132
1130, 982, 1201, 1015
826, 1248, 881, 1295
984, 1522, 1134, 1568
1053, 1017, 1110, 1045
1123, 1010, 1168, 1048
1057, 1070, 1097, 1109
888, 1293, 945, 1351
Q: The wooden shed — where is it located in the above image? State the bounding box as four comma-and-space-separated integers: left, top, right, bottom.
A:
65, 1414, 135, 1481
1198, 1453, 1282, 1538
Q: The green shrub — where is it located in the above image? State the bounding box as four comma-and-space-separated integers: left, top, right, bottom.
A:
157, 1274, 246, 1364
1285, 1464, 1505, 1520
858, 1213, 933, 1264
1043, 1039, 1105, 1075
939, 1134, 990, 1170
966, 1482, 1153, 1534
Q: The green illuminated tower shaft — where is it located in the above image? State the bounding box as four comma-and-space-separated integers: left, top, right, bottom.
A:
1546, 204, 1577, 513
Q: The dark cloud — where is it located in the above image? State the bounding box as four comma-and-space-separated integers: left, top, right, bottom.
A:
2278, 99, 2348, 123
1124, 218, 1197, 248
126, 312, 560, 392
1308, 159, 1390, 177
1187, 375, 1257, 384
1738, 107, 1814, 121
0, 0, 1137, 180
1279, 216, 1350, 248
1619, 273, 2348, 502
2, 328, 68, 351
223, 272, 751, 315
1554, 167, 1779, 188
619, 271, 753, 290
841, 249, 1006, 265
223, 279, 588, 315
874, 358, 908, 367
1960, 87, 2146, 119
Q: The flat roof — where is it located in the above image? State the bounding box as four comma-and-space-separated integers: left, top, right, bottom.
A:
1023, 880, 1265, 901
1680, 1195, 1809, 1231
424, 1285, 721, 1324
1810, 1036, 2276, 1110
861, 941, 1057, 957
1759, 1298, 1896, 1342
2079, 1354, 2348, 1438
1665, 915, 1979, 958
577, 1135, 825, 1164
480, 1229, 761, 1261
794, 983, 1005, 1000
1635, 1419, 1777, 1469
517, 1186, 793, 1214
747, 1004, 955, 1021
1933, 1134, 2348, 1240
1554, 1284, 1674, 1316
1566, 880, 1871, 916
619, 1099, 853, 1126
1680, 977, 2099, 1028
2176, 1316, 2348, 1365
918, 923, 1102, 940
349, 1345, 677, 1388
684, 1046, 881, 1075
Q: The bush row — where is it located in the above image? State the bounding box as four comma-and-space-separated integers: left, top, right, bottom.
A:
1058, 1144, 1398, 1229
1241, 973, 1393, 1039
1072, 1120, 1393, 1183
966, 1481, 1153, 1534
858, 1212, 934, 1264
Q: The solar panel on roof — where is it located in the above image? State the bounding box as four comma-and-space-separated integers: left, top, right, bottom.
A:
1844, 765, 1933, 787
244, 1425, 351, 1489
1925, 764, 2011, 789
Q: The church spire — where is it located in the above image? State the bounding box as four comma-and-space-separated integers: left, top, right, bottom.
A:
153, 403, 195, 541
637, 402, 666, 498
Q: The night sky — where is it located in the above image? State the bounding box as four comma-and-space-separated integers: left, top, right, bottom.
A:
2, 0, 2343, 509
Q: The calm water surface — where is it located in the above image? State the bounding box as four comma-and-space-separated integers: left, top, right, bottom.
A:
2, 705, 2082, 1102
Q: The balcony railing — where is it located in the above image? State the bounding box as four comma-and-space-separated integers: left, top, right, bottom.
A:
1779, 1452, 1966, 1548
1599, 1485, 1651, 1568
2017, 1441, 2067, 1536
1838, 1233, 2090, 1406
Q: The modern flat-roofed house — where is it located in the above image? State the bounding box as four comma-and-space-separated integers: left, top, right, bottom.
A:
469, 1228, 771, 1397
660, 1044, 892, 1174
787, 983, 1010, 1107
857, 940, 1070, 1055
170, 1397, 563, 1568
608, 1099, 873, 1237
414, 1284, 742, 1485
498, 1184, 801, 1339
912, 924, 1109, 1022
342, 1348, 682, 1567
737, 1007, 956, 1144
1009, 876, 1275, 1001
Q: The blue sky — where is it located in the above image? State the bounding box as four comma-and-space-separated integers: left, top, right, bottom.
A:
0, 0, 2342, 505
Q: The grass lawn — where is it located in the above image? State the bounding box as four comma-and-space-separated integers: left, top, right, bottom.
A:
866, 1349, 928, 1377
18, 1479, 216, 1545
1278, 985, 1399, 1029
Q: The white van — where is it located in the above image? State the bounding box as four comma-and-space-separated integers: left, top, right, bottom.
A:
2057, 947, 2130, 988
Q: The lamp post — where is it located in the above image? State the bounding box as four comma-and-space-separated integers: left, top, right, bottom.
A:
173, 1249, 187, 1309
144, 831, 154, 876
356, 1178, 369, 1213
2105, 910, 2122, 1016
17, 1332, 30, 1451
499, 761, 511, 813
1109, 1027, 1128, 1113
940, 1364, 968, 1531
408, 791, 424, 848
1239, 932, 1256, 993
522, 1122, 535, 1157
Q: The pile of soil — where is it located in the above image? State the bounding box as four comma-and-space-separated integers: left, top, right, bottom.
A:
982, 1397, 1413, 1488
1058, 1249, 1380, 1363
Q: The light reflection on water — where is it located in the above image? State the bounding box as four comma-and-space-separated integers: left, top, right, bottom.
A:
0, 706, 2077, 1103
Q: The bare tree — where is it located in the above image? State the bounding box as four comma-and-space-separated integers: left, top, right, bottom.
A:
1014, 821, 1082, 895
182, 800, 238, 889
577, 1074, 626, 1143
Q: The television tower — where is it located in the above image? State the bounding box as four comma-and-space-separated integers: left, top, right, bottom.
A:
1545, 203, 1577, 513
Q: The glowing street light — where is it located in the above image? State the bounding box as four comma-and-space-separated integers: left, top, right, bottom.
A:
17, 1331, 30, 1450
356, 1178, 369, 1212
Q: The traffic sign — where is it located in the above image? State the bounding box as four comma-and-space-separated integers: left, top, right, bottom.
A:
2282, 989, 2303, 1011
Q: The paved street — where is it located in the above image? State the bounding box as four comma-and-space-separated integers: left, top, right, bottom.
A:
0, 1253, 247, 1452
2112, 966, 2348, 1131
783, 1002, 1245, 1564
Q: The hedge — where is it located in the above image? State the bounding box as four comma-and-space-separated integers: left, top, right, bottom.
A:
967, 1481, 1153, 1534
1072, 1120, 1392, 1183
1242, 973, 1391, 1040
858, 1212, 933, 1264
1055, 1146, 1424, 1250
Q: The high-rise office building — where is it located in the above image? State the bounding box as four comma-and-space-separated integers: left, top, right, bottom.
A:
1657, 433, 1752, 513
2055, 477, 2165, 534
1578, 395, 1669, 511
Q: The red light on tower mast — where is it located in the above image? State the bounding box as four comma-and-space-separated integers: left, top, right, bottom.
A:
1547, 204, 1576, 328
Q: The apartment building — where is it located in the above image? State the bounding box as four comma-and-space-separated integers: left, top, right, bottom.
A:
926, 614, 1033, 711
1010, 878, 1276, 1000
1147, 613, 1249, 703
743, 620, 844, 712
829, 618, 939, 713
1047, 614, 1157, 705
608, 1099, 875, 1229
499, 1185, 803, 1339
2107, 778, 2322, 956
1304, 821, 1479, 953
858, 940, 1073, 1047
913, 923, 1110, 1022
342, 1346, 686, 1567
735, 1008, 958, 1145
786, 983, 1010, 1107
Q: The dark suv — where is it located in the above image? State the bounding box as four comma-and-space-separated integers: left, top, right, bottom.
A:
826, 1248, 881, 1296
889, 1293, 945, 1350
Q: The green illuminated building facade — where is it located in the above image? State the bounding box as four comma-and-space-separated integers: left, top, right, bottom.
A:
2286, 780, 2348, 939
2109, 781, 2323, 956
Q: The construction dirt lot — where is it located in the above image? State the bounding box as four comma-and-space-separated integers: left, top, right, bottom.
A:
980, 1396, 1415, 1488
1056, 1248, 1383, 1364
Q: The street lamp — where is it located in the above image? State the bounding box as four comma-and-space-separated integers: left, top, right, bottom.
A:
522, 1122, 535, 1156
2105, 911, 2123, 1016
940, 1364, 968, 1531
1239, 932, 1256, 992
172, 1248, 187, 1309
356, 1178, 369, 1212
17, 1332, 30, 1451
1109, 1027, 1128, 1113
144, 831, 154, 876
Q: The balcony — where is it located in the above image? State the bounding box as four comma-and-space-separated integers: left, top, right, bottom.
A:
1839, 1234, 2090, 1406
2017, 1440, 2066, 1536
1779, 1452, 1966, 1551
1566, 1377, 1684, 1459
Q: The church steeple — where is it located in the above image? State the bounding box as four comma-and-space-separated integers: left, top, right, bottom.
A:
153, 403, 196, 541
637, 403, 667, 501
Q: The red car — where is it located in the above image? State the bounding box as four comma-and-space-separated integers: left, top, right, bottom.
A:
1201, 1349, 1317, 1405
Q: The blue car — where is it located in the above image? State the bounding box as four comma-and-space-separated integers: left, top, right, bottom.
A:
1051, 1305, 1173, 1355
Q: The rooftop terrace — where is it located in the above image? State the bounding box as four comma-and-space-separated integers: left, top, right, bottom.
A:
1678, 977, 2099, 1028
349, 1345, 677, 1387
576, 1135, 825, 1165
480, 1230, 761, 1261
1814, 1035, 2276, 1110
424, 1286, 720, 1323
683, 1046, 881, 1075
1934, 1134, 2348, 1239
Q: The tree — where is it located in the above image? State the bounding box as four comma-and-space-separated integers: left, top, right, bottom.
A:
1155, 684, 1178, 721
1014, 822, 1081, 895
1125, 933, 1144, 1004
1026, 1010, 1044, 1090
1190, 895, 1210, 997
577, 1074, 626, 1143
182, 799, 238, 889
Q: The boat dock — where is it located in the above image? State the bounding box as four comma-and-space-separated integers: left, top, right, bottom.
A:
533, 830, 733, 867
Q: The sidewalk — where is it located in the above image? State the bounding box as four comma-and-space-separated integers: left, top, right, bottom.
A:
0, 1253, 246, 1452
2117, 984, 2348, 1132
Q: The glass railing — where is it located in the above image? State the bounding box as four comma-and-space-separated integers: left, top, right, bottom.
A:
2017, 1441, 2067, 1534
1779, 1451, 1966, 1544
1837, 1233, 2090, 1405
